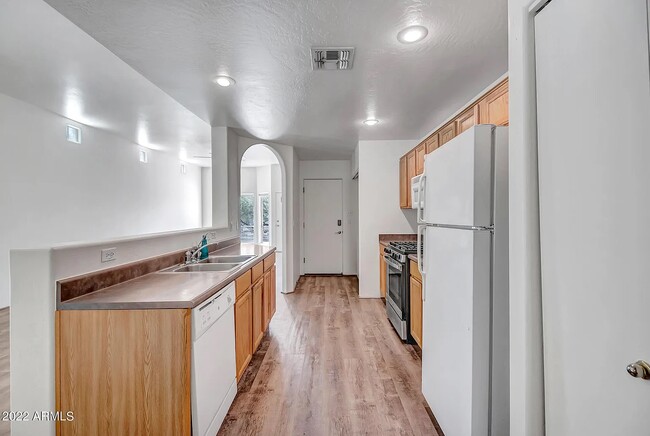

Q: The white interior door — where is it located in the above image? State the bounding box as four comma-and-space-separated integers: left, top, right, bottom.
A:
535, 1, 650, 434
273, 192, 283, 251
303, 179, 343, 274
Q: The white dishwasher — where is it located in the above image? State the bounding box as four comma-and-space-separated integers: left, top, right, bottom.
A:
191, 283, 237, 436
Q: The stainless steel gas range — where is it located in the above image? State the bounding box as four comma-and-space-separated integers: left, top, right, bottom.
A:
383, 241, 419, 343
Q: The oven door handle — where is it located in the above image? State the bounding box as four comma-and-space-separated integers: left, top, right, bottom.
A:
383, 256, 403, 271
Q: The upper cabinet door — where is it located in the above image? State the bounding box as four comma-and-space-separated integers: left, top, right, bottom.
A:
399, 155, 409, 208
407, 150, 416, 207
456, 105, 480, 134
439, 122, 457, 146
479, 80, 509, 126
415, 143, 426, 175
425, 134, 439, 154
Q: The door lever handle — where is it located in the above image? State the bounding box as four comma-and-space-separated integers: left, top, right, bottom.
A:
626, 360, 650, 380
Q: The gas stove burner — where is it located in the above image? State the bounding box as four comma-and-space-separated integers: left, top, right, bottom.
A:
388, 241, 419, 254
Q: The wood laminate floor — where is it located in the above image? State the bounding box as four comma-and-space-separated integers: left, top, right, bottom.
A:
219, 276, 438, 436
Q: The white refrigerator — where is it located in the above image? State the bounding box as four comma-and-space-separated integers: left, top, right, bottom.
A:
416, 125, 509, 436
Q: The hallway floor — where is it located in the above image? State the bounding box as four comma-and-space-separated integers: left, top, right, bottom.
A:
219, 276, 438, 435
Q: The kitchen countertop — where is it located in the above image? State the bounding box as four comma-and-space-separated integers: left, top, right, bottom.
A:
58, 243, 275, 310
408, 253, 418, 262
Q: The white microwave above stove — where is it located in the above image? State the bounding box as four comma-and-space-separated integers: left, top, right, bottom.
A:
411, 174, 424, 210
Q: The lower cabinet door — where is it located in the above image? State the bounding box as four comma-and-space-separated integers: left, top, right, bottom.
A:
263, 271, 271, 329
252, 280, 264, 351
270, 265, 277, 318
409, 277, 423, 347
235, 289, 253, 381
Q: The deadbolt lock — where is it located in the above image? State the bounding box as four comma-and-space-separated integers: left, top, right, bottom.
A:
626, 360, 650, 380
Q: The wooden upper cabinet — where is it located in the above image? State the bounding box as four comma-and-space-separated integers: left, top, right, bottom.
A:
479, 79, 509, 126
415, 143, 426, 175
425, 134, 439, 154
457, 105, 480, 134
399, 155, 409, 209
406, 150, 416, 207
439, 122, 457, 146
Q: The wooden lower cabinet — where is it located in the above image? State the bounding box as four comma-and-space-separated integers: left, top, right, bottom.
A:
379, 244, 387, 298
270, 265, 277, 318
252, 279, 264, 351
57, 309, 192, 436
409, 276, 423, 348
235, 289, 253, 380
234, 253, 277, 380
263, 270, 272, 329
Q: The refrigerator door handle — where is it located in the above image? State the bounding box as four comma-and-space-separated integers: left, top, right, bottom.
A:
416, 172, 426, 224
417, 225, 426, 301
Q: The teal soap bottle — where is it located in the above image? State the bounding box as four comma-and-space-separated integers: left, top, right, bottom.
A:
200, 235, 209, 260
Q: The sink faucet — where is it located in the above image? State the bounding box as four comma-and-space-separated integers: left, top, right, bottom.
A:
185, 234, 208, 264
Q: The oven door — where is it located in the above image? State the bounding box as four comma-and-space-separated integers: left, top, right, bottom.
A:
384, 256, 405, 318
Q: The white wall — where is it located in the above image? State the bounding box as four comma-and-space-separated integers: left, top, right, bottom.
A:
201, 167, 212, 227
0, 92, 203, 308
299, 160, 358, 276
507, 1, 545, 435
357, 140, 418, 298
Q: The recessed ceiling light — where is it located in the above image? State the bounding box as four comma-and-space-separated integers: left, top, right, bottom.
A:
212, 75, 236, 87
397, 25, 429, 44
363, 119, 379, 126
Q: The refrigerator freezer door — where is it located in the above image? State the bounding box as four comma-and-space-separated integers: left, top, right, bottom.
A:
423, 125, 494, 227
422, 226, 491, 436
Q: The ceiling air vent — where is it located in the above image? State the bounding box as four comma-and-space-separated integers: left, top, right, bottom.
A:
311, 47, 355, 70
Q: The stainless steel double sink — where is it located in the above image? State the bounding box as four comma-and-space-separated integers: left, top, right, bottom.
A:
163, 254, 256, 273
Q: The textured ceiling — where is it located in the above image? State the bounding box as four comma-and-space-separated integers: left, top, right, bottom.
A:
42, 0, 508, 159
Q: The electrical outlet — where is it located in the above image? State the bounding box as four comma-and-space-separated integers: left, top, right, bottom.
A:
101, 247, 117, 263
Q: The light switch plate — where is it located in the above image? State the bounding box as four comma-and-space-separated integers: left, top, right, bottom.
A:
101, 247, 117, 263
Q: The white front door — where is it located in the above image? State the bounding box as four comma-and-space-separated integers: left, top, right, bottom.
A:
273, 192, 283, 251
303, 179, 343, 274
535, 0, 650, 434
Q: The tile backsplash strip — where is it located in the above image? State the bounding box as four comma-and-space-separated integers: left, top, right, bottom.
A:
378, 233, 417, 243
57, 236, 239, 304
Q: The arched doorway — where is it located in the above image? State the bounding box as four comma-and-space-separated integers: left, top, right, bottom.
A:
240, 144, 286, 293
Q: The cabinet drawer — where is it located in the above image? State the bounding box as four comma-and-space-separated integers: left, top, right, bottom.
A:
235, 270, 252, 299
410, 259, 422, 282
263, 252, 276, 271
252, 260, 264, 283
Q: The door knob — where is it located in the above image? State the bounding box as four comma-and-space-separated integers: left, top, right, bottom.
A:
336, 231, 342, 234
626, 360, 650, 380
